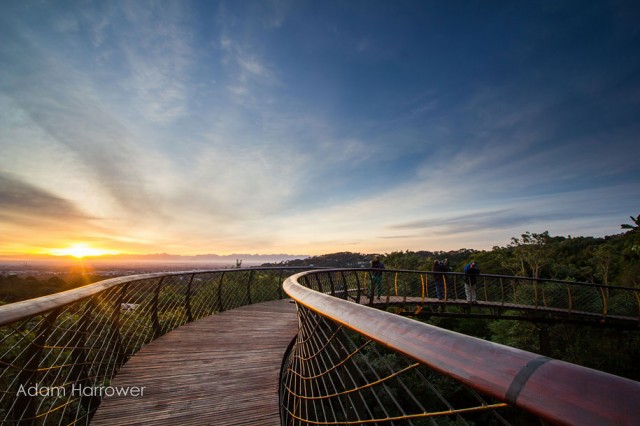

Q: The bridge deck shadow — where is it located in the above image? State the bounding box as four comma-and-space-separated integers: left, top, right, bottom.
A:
92, 299, 298, 426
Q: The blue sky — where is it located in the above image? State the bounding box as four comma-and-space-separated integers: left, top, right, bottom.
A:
1, 0, 639, 256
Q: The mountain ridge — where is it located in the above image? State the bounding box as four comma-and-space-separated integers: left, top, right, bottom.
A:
0, 252, 310, 263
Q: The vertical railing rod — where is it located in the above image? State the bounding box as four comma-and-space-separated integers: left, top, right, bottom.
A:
185, 273, 196, 323
217, 272, 225, 312
110, 283, 128, 367
72, 301, 102, 415
339, 271, 348, 300
328, 271, 336, 297
368, 270, 374, 306
11, 308, 62, 423
482, 276, 488, 302
278, 269, 285, 300
599, 286, 608, 322
315, 273, 324, 294
151, 277, 166, 338
246, 269, 255, 306
354, 271, 362, 303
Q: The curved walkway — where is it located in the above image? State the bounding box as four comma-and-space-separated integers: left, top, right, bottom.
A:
92, 299, 298, 425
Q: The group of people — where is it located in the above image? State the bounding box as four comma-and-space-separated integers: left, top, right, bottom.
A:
371, 255, 480, 304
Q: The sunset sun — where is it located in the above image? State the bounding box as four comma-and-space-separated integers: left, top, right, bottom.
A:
48, 244, 118, 259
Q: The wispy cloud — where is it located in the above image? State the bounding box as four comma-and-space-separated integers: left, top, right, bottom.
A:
0, 173, 92, 225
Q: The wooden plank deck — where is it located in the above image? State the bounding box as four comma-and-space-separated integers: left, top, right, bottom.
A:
92, 299, 298, 426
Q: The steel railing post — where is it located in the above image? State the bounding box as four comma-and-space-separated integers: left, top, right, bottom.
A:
11, 308, 62, 423
185, 274, 195, 323
151, 277, 165, 338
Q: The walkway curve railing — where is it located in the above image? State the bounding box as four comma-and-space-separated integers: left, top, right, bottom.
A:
297, 268, 640, 328
281, 269, 640, 425
0, 267, 308, 425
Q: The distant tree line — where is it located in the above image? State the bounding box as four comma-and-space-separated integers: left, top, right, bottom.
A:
0, 273, 101, 305
271, 214, 640, 288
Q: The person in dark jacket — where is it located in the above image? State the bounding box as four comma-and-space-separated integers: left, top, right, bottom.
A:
371, 255, 385, 300
464, 261, 480, 303
432, 260, 445, 300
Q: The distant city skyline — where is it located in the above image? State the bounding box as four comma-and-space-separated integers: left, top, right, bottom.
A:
1, 1, 639, 257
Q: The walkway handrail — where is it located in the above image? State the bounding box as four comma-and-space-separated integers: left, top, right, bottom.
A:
0, 272, 169, 327
316, 268, 640, 327
282, 269, 640, 425
0, 267, 307, 425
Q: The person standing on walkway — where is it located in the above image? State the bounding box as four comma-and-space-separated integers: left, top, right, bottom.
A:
464, 261, 480, 303
371, 255, 385, 300
432, 260, 445, 300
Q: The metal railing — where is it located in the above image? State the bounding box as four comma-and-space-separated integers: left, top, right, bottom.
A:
302, 269, 640, 328
280, 269, 640, 425
0, 267, 303, 425
1, 267, 638, 425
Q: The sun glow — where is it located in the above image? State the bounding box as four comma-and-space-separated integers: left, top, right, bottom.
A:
48, 244, 118, 258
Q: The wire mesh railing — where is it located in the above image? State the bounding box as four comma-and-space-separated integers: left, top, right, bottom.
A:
281, 269, 640, 425
2, 267, 639, 425
305, 268, 639, 327
0, 267, 302, 425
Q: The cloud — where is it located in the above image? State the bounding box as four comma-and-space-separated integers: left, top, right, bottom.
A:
1, 1, 638, 257
0, 173, 92, 224
0, 6, 201, 223
390, 209, 563, 235
114, 2, 196, 124
218, 34, 279, 106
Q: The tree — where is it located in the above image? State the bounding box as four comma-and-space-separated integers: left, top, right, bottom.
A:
621, 214, 640, 231
621, 214, 640, 261
383, 250, 428, 270
508, 231, 552, 278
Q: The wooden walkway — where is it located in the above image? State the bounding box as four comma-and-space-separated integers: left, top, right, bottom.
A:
92, 299, 298, 425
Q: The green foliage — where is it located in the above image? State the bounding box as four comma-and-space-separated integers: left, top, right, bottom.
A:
621, 214, 640, 262
621, 214, 640, 231
0, 273, 104, 303
268, 252, 372, 267
273, 249, 479, 272
383, 250, 427, 270
488, 317, 540, 353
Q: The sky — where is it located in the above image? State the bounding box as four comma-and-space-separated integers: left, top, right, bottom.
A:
1, 1, 639, 257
